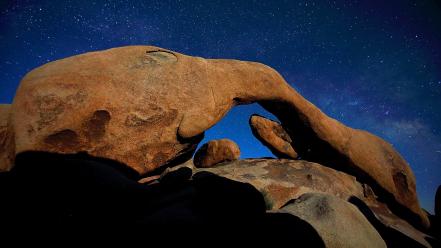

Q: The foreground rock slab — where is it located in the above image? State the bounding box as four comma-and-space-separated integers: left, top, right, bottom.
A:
196, 158, 365, 209
349, 196, 434, 247
193, 158, 433, 247
0, 153, 328, 245
193, 139, 240, 168
6, 45, 427, 227
277, 193, 387, 248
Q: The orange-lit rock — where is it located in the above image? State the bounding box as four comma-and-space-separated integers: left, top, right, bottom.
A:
0, 104, 13, 172
8, 46, 427, 227
194, 139, 240, 168
249, 114, 297, 159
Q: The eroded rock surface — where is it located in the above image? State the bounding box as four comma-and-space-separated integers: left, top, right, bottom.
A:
349, 196, 434, 248
0, 153, 327, 245
193, 139, 240, 168
249, 114, 297, 159
277, 193, 387, 248
0, 104, 13, 172
7, 45, 427, 227
196, 158, 365, 209
193, 158, 433, 246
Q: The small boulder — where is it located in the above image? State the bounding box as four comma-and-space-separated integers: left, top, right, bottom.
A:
249, 114, 297, 159
194, 139, 240, 168
278, 193, 387, 248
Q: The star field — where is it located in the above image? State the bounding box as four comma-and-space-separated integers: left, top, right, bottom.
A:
1, 0, 440, 212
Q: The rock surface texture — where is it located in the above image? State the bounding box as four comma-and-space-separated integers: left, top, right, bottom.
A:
0, 104, 13, 172
196, 158, 365, 210
193, 139, 240, 168
192, 158, 432, 247
4, 45, 428, 228
249, 114, 297, 159
277, 193, 387, 248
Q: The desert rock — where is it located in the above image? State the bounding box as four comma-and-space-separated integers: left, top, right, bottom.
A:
193, 139, 240, 168
277, 193, 387, 248
194, 158, 432, 246
196, 158, 365, 209
138, 175, 160, 184
7, 45, 427, 227
249, 114, 297, 159
348, 196, 434, 247
0, 104, 13, 172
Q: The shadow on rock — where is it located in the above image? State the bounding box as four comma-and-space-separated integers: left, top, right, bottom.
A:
0, 152, 324, 244
349, 196, 438, 248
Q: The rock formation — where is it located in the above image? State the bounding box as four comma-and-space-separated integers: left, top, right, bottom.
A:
249, 114, 297, 159
348, 196, 435, 247
0, 153, 327, 245
0, 104, 13, 172
2, 45, 429, 228
277, 193, 387, 248
195, 158, 366, 210
192, 158, 433, 247
193, 139, 240, 168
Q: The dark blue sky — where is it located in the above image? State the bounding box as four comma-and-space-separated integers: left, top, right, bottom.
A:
1, 0, 440, 212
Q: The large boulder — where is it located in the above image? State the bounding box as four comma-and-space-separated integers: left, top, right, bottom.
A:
277, 193, 387, 248
193, 139, 240, 168
348, 196, 434, 247
194, 158, 433, 247
249, 114, 297, 159
196, 158, 366, 209
6, 45, 427, 228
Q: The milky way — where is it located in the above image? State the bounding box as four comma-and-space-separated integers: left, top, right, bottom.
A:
1, 0, 440, 212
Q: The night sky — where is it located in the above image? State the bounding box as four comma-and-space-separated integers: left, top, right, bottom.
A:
1, 0, 440, 212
